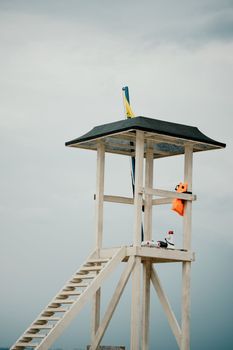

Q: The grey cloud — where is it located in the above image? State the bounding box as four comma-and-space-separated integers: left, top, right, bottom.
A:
205, 8, 233, 40
1, 0, 233, 49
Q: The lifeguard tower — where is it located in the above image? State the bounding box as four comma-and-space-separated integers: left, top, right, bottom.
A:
11, 116, 225, 350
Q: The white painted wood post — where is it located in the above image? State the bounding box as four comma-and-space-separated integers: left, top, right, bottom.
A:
91, 288, 101, 342
142, 261, 151, 350
130, 256, 141, 350
181, 145, 193, 350
130, 131, 144, 350
144, 142, 154, 241
95, 142, 105, 251
91, 142, 105, 342
133, 130, 144, 246
142, 142, 153, 350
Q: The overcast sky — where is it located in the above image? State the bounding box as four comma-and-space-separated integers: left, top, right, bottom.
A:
1, 1, 233, 349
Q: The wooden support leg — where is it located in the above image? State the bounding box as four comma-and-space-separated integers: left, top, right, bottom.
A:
92, 142, 105, 342
90, 257, 136, 350
181, 145, 193, 350
141, 261, 151, 350
181, 262, 191, 350
133, 130, 144, 246
91, 289, 101, 343
141, 141, 153, 349
130, 131, 144, 349
144, 142, 154, 241
130, 257, 141, 350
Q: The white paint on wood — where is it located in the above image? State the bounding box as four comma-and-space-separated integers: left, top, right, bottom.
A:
145, 188, 196, 201
134, 131, 144, 246
126, 246, 194, 262
92, 142, 105, 342
82, 266, 103, 271
130, 257, 141, 350
87, 259, 110, 264
14, 343, 39, 348
181, 145, 193, 350
103, 195, 134, 205
181, 262, 191, 350
144, 142, 153, 241
95, 142, 105, 250
141, 261, 151, 350
183, 145, 193, 250
23, 334, 45, 338
91, 288, 101, 342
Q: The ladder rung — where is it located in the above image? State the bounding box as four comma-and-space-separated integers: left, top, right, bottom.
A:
23, 334, 45, 338
14, 342, 39, 347
54, 294, 68, 300
66, 283, 89, 288
54, 299, 74, 304
31, 325, 53, 329
75, 274, 95, 279
81, 266, 102, 271
41, 311, 54, 317
33, 320, 47, 325
59, 291, 81, 296
37, 317, 61, 321
86, 258, 109, 264
26, 330, 39, 334
46, 308, 67, 312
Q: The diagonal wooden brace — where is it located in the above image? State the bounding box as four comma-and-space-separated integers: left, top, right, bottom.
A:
151, 266, 182, 348
90, 256, 136, 350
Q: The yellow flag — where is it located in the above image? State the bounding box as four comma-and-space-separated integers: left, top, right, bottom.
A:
124, 95, 135, 118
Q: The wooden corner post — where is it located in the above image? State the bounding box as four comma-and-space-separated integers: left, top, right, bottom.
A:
141, 141, 154, 350
130, 131, 144, 350
91, 142, 105, 342
181, 144, 193, 350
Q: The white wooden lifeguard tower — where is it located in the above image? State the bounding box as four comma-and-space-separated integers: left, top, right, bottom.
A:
11, 116, 225, 350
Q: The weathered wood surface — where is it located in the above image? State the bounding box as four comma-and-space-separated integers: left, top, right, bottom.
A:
181, 145, 193, 350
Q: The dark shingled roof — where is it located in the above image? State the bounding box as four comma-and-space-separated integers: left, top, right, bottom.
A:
65, 116, 225, 158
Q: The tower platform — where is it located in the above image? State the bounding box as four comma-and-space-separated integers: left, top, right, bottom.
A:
100, 246, 195, 264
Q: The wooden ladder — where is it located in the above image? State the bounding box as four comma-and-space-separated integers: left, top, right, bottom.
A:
11, 247, 126, 350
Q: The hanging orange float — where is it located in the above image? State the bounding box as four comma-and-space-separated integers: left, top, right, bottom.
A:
172, 182, 188, 216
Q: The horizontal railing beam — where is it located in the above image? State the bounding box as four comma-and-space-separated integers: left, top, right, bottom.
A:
145, 188, 196, 201
104, 195, 134, 205
94, 189, 196, 206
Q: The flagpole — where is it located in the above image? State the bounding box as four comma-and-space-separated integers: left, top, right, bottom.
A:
122, 86, 144, 241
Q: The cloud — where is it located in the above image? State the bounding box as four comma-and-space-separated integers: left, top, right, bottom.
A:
1, 0, 233, 51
